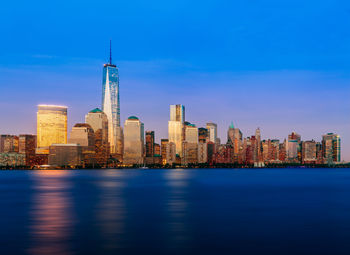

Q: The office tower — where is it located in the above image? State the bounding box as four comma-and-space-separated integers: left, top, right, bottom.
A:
145, 131, 155, 157
206, 122, 217, 143
287, 132, 301, 161
322, 133, 341, 163
37, 105, 67, 154
123, 116, 144, 165
161, 139, 169, 165
69, 124, 95, 147
145, 131, 155, 164
207, 142, 215, 165
279, 139, 287, 162
166, 142, 176, 165
269, 139, 280, 162
19, 134, 36, 166
85, 108, 110, 166
198, 127, 208, 143
154, 143, 160, 156
262, 140, 269, 162
168, 104, 185, 155
48, 144, 83, 167
227, 122, 235, 147
0, 135, 19, 153
182, 123, 198, 164
198, 141, 208, 163
102, 42, 122, 155
302, 140, 317, 163
255, 128, 262, 162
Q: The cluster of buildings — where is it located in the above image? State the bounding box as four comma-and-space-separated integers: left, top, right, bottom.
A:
0, 46, 343, 168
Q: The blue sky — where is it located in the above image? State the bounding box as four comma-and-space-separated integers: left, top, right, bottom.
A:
0, 0, 349, 160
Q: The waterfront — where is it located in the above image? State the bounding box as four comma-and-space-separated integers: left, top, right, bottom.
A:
1, 168, 350, 255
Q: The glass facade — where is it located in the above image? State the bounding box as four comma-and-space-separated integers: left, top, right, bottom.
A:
123, 116, 144, 165
37, 105, 67, 150
102, 64, 120, 154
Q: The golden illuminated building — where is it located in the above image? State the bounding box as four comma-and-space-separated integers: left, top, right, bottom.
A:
37, 105, 67, 154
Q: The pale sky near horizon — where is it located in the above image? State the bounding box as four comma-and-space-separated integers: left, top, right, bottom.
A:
0, 0, 349, 160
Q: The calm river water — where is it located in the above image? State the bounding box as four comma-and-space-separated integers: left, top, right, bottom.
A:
1, 168, 350, 255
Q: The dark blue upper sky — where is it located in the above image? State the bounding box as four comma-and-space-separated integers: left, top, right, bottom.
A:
0, 0, 349, 160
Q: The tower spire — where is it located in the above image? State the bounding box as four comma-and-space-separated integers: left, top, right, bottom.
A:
109, 40, 112, 65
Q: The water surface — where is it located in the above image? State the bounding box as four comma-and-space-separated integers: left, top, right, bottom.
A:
1, 168, 350, 255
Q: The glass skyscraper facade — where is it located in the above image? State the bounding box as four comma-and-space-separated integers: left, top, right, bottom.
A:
168, 104, 185, 155
36, 105, 67, 153
102, 62, 120, 154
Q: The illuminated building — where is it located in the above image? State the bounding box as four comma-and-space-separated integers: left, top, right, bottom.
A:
206, 122, 217, 144
69, 124, 95, 147
302, 140, 316, 163
85, 108, 110, 166
286, 132, 301, 161
123, 116, 144, 165
198, 141, 207, 163
168, 104, 185, 155
161, 139, 169, 165
145, 131, 155, 164
166, 142, 176, 165
198, 127, 208, 143
322, 133, 341, 163
182, 123, 198, 164
102, 42, 123, 155
0, 135, 19, 153
48, 144, 83, 167
36, 105, 67, 154
0, 153, 25, 167
19, 134, 36, 166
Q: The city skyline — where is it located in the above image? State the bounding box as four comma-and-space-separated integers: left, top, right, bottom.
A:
0, 0, 349, 161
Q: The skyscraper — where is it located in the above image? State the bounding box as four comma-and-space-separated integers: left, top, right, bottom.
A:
123, 116, 144, 165
168, 104, 185, 155
206, 122, 217, 144
322, 133, 341, 163
102, 41, 122, 155
287, 132, 301, 161
36, 105, 67, 154
85, 108, 110, 165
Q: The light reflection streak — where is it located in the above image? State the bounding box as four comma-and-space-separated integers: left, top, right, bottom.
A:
28, 170, 74, 255
96, 170, 126, 250
165, 169, 191, 247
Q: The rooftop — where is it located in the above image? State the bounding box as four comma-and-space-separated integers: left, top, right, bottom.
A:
89, 108, 103, 113
128, 116, 139, 120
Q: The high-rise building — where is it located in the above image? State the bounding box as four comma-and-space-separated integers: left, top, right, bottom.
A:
198, 141, 208, 163
145, 131, 155, 157
123, 116, 144, 165
168, 104, 185, 155
0, 135, 19, 153
198, 127, 208, 143
145, 131, 155, 164
182, 123, 198, 164
85, 108, 110, 166
19, 134, 36, 166
161, 139, 169, 165
166, 142, 176, 165
69, 124, 95, 147
287, 132, 301, 161
322, 133, 341, 163
206, 122, 217, 144
102, 42, 122, 155
36, 105, 67, 154
302, 140, 317, 163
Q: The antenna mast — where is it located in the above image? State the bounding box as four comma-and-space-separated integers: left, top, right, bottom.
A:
109, 40, 112, 65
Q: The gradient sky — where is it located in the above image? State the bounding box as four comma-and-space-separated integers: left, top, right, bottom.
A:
0, 0, 349, 161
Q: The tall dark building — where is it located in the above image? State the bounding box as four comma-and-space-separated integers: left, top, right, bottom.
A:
19, 134, 36, 166
145, 131, 155, 157
198, 128, 208, 143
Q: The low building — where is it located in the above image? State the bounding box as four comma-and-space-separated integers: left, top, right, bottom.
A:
0, 153, 25, 167
48, 144, 83, 167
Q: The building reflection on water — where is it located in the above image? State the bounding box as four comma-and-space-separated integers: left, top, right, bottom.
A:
27, 170, 75, 255
95, 170, 126, 251
164, 169, 191, 249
